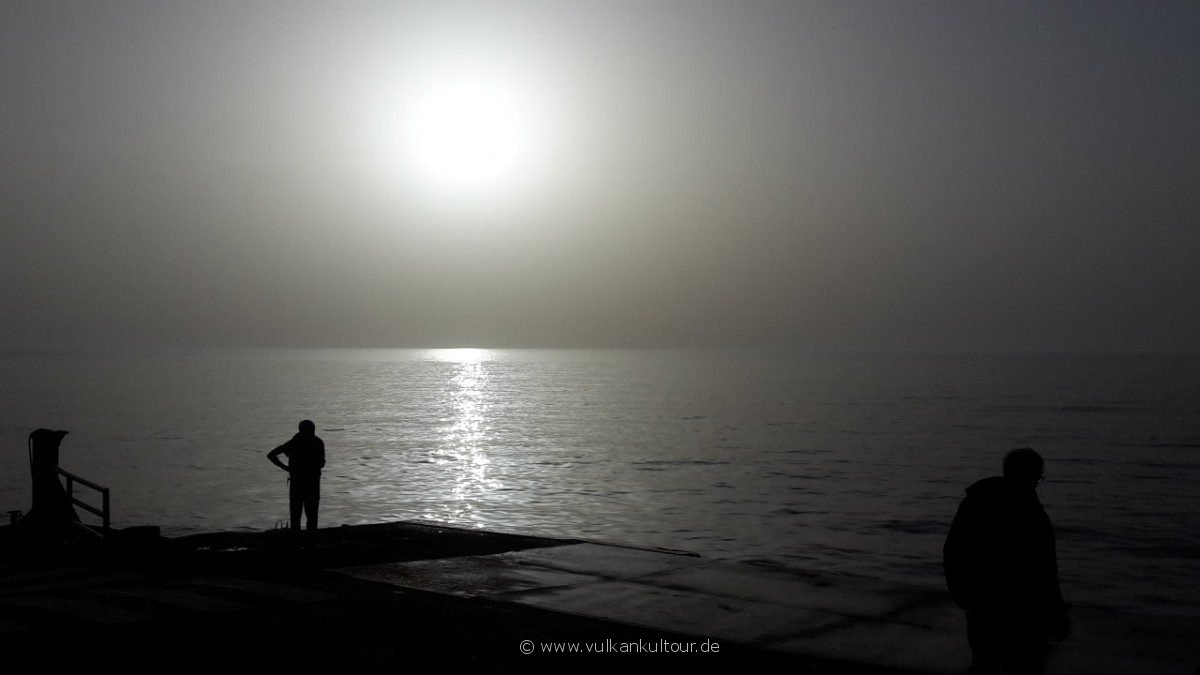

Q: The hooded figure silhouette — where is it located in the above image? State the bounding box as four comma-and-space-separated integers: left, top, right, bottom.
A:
944, 448, 1069, 674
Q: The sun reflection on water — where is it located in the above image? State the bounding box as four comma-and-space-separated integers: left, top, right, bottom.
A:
428, 348, 501, 520
426, 347, 491, 363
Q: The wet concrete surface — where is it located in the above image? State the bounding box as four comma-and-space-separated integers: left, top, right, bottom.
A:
336, 535, 1200, 674
1, 521, 1196, 673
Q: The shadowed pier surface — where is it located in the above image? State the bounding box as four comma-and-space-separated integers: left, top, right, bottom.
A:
1, 521, 1195, 672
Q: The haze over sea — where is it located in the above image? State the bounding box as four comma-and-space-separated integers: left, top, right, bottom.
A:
2, 348, 1197, 617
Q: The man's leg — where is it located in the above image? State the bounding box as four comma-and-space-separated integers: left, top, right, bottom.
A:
1004, 620, 1046, 675
304, 493, 319, 531
288, 490, 302, 532
966, 611, 1002, 675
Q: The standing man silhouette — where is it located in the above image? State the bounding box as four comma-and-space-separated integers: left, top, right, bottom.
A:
943, 448, 1069, 674
268, 420, 326, 533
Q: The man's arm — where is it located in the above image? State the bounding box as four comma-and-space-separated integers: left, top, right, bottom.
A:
1044, 515, 1070, 640
267, 444, 290, 472
943, 497, 976, 609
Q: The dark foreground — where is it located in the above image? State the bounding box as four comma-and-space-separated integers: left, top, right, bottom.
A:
0, 522, 918, 672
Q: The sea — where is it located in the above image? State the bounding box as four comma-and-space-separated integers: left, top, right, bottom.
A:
1, 348, 1197, 617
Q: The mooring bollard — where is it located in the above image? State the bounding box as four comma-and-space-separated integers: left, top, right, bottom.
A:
25, 429, 78, 533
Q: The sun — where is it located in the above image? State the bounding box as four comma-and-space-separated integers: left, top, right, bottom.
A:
402, 74, 539, 197
363, 52, 556, 209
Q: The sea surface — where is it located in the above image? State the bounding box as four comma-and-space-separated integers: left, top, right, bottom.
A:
2, 348, 1197, 616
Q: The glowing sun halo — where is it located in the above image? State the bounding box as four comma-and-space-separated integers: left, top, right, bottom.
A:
382, 57, 554, 205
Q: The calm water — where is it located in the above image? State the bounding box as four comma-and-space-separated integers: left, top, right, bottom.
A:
2, 349, 1197, 616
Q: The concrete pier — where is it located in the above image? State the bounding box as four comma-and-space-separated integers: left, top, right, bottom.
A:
1, 521, 1196, 672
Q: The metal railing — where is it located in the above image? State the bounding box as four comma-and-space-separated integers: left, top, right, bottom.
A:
59, 468, 110, 536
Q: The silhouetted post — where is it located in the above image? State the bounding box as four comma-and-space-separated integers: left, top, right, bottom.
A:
23, 428, 79, 537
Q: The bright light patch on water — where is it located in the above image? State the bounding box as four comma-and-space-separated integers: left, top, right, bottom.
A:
425, 348, 493, 363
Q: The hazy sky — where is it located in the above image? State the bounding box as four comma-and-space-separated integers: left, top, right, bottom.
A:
3, 1, 1198, 351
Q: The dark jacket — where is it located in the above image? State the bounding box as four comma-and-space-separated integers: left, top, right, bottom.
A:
943, 476, 1066, 622
271, 433, 326, 478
